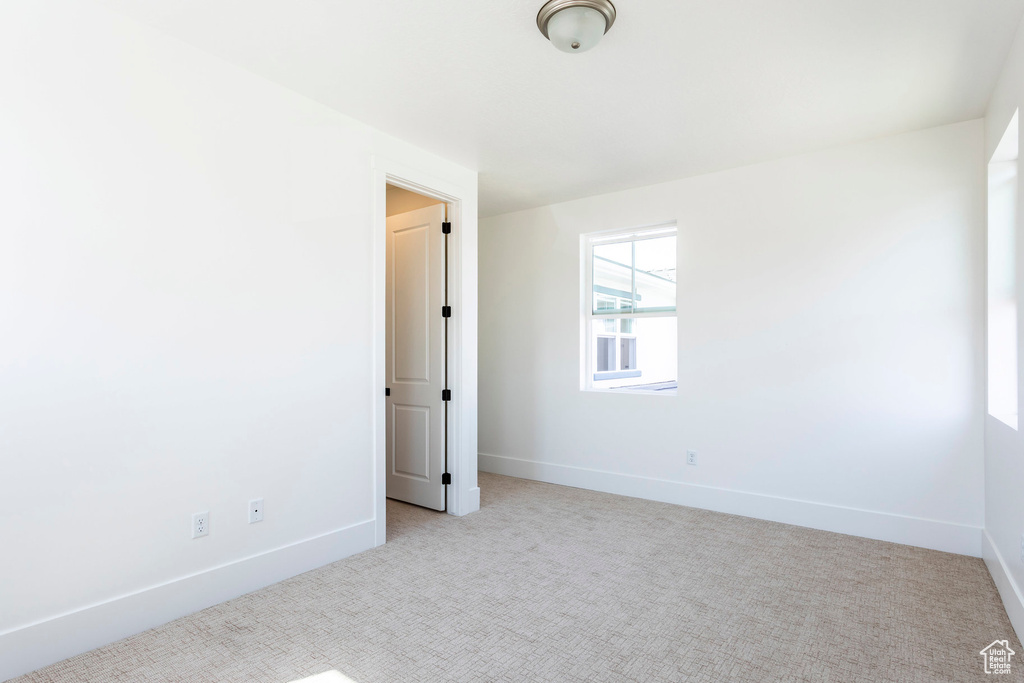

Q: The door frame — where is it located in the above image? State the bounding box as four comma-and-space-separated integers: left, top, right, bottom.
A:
371, 155, 480, 546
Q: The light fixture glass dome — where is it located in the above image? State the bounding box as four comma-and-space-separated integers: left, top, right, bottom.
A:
537, 0, 616, 54
547, 6, 606, 53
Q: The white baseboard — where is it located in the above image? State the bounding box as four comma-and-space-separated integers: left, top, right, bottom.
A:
983, 530, 1024, 641
464, 486, 481, 515
0, 519, 376, 682
447, 486, 480, 517
479, 453, 982, 557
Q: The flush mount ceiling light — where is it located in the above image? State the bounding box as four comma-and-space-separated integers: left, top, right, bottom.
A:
537, 0, 616, 54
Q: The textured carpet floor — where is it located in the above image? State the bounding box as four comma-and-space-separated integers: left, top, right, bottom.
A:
13, 473, 1023, 682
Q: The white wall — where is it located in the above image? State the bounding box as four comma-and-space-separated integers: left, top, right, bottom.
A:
0, 2, 476, 679
480, 120, 985, 557
984, 13, 1024, 641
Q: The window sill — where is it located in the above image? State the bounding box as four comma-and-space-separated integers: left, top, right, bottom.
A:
585, 388, 677, 397
990, 412, 1018, 430
585, 381, 678, 396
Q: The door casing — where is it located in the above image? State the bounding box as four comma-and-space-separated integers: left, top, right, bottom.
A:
372, 156, 478, 546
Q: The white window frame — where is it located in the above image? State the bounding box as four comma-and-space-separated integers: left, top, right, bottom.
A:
581, 222, 678, 394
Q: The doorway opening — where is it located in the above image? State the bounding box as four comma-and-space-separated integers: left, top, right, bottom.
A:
384, 183, 451, 515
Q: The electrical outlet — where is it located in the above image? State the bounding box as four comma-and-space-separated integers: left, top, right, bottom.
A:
687, 450, 698, 466
192, 511, 209, 539
249, 498, 264, 524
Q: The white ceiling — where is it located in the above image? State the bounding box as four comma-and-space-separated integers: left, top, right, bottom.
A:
99, 0, 1024, 217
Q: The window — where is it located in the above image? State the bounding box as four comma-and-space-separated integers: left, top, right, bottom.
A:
582, 224, 677, 393
989, 110, 1019, 429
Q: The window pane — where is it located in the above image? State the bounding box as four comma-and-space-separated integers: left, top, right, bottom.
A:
634, 235, 676, 313
593, 242, 633, 314
593, 232, 676, 315
591, 317, 677, 393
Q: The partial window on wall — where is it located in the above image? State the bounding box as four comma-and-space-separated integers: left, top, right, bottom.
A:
989, 109, 1019, 430
582, 224, 678, 393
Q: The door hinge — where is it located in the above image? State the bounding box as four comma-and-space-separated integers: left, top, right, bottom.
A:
385, 388, 390, 397
441, 389, 451, 402
442, 221, 451, 234
442, 305, 451, 318
441, 472, 451, 486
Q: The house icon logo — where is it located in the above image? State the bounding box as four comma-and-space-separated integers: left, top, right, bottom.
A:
980, 640, 1015, 674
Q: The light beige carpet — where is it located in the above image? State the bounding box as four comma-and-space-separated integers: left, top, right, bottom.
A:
13, 473, 1023, 682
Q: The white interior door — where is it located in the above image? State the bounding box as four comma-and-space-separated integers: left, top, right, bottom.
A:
386, 203, 446, 511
